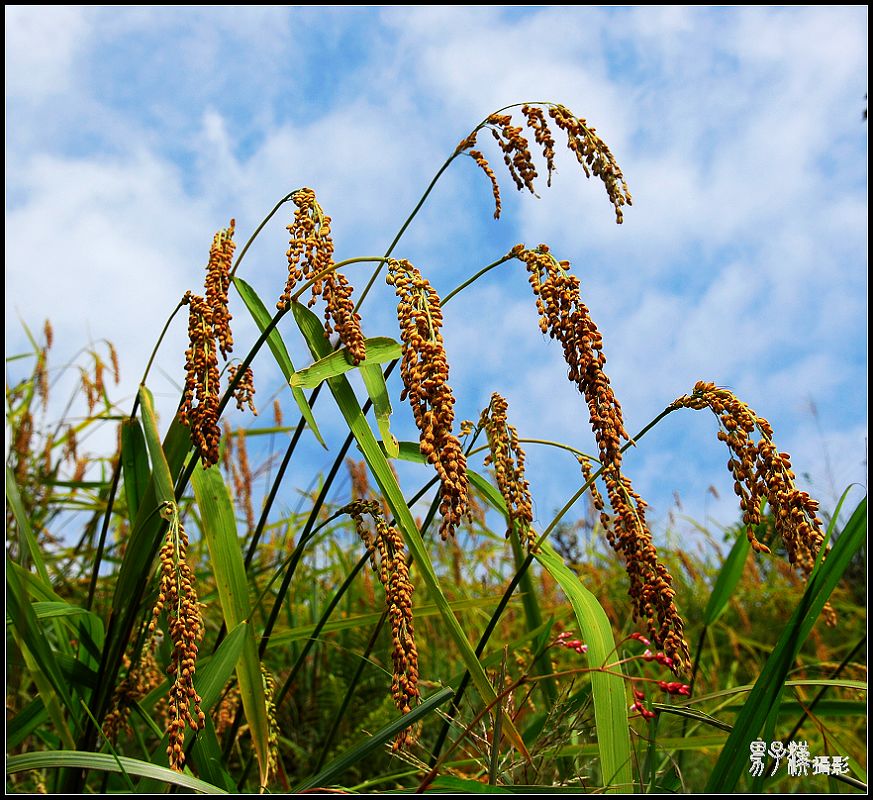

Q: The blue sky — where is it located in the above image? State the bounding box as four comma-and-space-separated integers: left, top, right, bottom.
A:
6, 7, 867, 548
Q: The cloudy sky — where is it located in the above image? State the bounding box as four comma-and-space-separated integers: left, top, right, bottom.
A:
6, 6, 867, 547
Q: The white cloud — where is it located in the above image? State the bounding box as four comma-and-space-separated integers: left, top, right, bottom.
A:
5, 6, 88, 98
5, 7, 866, 535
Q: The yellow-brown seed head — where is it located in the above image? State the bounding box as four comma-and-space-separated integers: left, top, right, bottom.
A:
150, 505, 205, 771
277, 188, 367, 364
456, 102, 631, 223
343, 501, 420, 749
386, 259, 469, 541
479, 393, 535, 550
670, 382, 834, 625
180, 295, 221, 467
205, 220, 236, 359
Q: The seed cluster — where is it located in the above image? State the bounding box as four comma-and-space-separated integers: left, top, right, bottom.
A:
345, 500, 420, 751
262, 666, 280, 779
180, 221, 245, 467
181, 294, 222, 467
228, 364, 257, 415
230, 426, 255, 534
479, 393, 535, 550
149, 503, 206, 771
517, 245, 689, 672
205, 221, 236, 359
277, 188, 367, 364
456, 103, 632, 223
386, 259, 468, 541
670, 381, 833, 624
519, 246, 628, 466
103, 635, 164, 742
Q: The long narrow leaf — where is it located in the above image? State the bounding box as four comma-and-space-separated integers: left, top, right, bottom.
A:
6, 465, 50, 584
706, 497, 867, 791
191, 463, 271, 787
6, 555, 77, 747
289, 336, 401, 388
120, 416, 150, 521
6, 751, 227, 794
359, 362, 399, 458
137, 386, 175, 504
703, 528, 751, 626
535, 543, 633, 792
295, 687, 454, 791
232, 275, 325, 447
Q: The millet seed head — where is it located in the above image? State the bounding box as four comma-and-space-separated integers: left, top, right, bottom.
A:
386, 259, 469, 541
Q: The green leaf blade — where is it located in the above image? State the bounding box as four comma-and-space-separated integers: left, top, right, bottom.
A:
232, 275, 326, 448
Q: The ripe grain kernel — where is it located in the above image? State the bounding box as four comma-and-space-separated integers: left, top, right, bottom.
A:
386, 259, 468, 541
180, 295, 221, 467
479, 393, 536, 550
343, 501, 420, 750
149, 503, 205, 771
455, 103, 631, 223
670, 383, 835, 625
205, 220, 236, 359
228, 363, 257, 415
277, 188, 367, 364
516, 245, 690, 672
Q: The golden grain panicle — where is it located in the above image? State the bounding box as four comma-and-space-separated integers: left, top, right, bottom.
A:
670, 381, 835, 626
514, 245, 689, 671
149, 504, 206, 771
455, 102, 631, 223
205, 220, 236, 359
479, 393, 536, 550
228, 363, 257, 415
343, 501, 420, 750
386, 258, 469, 541
180, 294, 221, 467
277, 188, 367, 364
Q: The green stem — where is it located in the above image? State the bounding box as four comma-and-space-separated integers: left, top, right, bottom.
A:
354, 154, 458, 312
289, 257, 390, 303
441, 253, 513, 305
230, 190, 301, 278
86, 295, 189, 611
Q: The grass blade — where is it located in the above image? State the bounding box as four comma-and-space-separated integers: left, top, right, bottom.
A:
191, 462, 271, 788
137, 386, 175, 504
535, 542, 633, 792
703, 527, 751, 626
359, 362, 399, 458
706, 497, 867, 791
295, 687, 454, 791
6, 555, 78, 748
120, 416, 150, 521
232, 275, 326, 448
6, 465, 50, 584
6, 751, 227, 794
289, 336, 401, 388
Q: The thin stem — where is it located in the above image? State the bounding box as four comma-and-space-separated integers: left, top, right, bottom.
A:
441, 253, 513, 305
230, 190, 302, 278
354, 154, 458, 313
289, 257, 390, 304
86, 295, 189, 611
